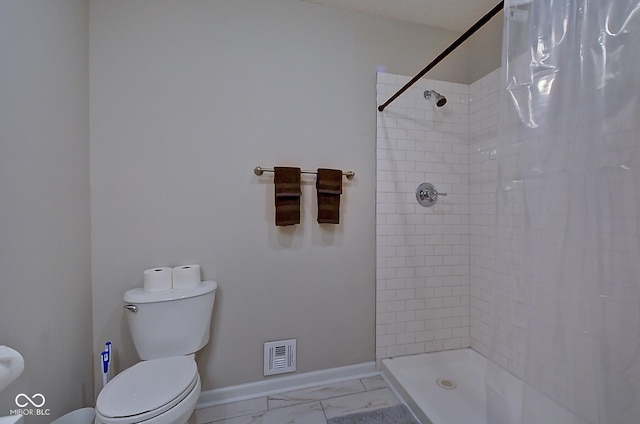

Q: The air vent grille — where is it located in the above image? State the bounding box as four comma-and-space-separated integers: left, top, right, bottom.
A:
264, 339, 296, 376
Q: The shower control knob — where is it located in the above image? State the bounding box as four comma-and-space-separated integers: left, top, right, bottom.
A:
416, 182, 446, 207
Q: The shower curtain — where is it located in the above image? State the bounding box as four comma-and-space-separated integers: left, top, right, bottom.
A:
488, 1, 640, 423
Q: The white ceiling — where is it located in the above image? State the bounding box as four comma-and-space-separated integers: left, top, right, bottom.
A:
306, 0, 501, 32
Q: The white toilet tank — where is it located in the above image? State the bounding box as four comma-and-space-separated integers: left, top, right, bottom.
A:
123, 281, 217, 360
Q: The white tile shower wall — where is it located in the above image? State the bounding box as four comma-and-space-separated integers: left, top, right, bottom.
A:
469, 68, 526, 379
469, 69, 500, 360
376, 73, 470, 362
376, 70, 527, 376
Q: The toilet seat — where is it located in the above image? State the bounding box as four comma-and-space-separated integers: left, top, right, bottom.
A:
96, 356, 198, 424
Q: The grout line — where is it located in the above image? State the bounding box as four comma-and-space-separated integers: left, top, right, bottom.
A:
320, 399, 329, 424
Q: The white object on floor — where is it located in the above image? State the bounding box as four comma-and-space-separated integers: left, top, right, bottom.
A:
0, 346, 24, 392
0, 415, 24, 424
50, 407, 95, 424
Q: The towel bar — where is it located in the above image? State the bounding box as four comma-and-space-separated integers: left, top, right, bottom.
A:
254, 166, 355, 179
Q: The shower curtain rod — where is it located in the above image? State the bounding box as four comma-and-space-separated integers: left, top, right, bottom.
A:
378, 1, 504, 112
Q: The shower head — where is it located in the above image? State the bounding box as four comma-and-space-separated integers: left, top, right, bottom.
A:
424, 90, 447, 107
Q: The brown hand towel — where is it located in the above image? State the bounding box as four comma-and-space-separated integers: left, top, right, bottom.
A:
316, 168, 343, 224
274, 167, 302, 226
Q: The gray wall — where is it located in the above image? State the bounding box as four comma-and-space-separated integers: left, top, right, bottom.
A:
89, 0, 480, 393
467, 12, 504, 84
0, 1, 92, 422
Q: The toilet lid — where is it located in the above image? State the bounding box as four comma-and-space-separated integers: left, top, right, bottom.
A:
96, 356, 198, 420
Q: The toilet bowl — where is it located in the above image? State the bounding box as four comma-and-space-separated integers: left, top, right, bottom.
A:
95, 357, 200, 424
95, 280, 217, 424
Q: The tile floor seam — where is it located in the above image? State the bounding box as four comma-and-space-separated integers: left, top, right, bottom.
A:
211, 410, 258, 424
209, 407, 266, 423
266, 399, 321, 411
320, 398, 329, 424
319, 385, 385, 405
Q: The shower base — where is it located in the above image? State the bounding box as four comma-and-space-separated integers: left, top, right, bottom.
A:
381, 348, 522, 424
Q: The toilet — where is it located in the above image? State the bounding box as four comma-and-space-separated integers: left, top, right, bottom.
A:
95, 280, 217, 424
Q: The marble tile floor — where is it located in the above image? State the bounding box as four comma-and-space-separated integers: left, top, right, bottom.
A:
191, 375, 410, 424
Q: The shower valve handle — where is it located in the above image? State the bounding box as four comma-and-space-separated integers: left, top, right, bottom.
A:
416, 183, 446, 207
418, 187, 447, 200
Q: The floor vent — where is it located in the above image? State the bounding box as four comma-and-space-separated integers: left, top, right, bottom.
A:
264, 339, 296, 376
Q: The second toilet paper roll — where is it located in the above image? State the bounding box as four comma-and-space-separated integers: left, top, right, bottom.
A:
143, 267, 172, 292
172, 264, 201, 290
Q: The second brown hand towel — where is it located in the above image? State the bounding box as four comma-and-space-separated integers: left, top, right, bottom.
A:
316, 168, 343, 224
274, 167, 302, 226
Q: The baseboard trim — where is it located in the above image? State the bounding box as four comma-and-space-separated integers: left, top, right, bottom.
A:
196, 361, 379, 409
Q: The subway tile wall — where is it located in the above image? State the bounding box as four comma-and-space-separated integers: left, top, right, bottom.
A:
468, 69, 501, 361
376, 73, 471, 362
469, 68, 527, 379
376, 70, 524, 376
468, 68, 523, 378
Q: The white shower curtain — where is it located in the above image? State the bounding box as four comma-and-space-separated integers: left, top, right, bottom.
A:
488, 1, 640, 423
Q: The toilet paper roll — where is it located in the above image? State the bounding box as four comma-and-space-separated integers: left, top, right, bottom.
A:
172, 264, 201, 290
143, 267, 173, 292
